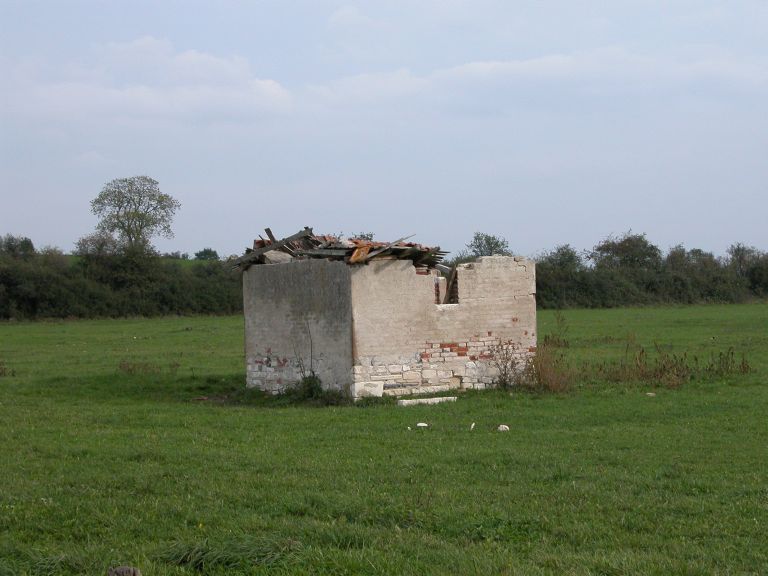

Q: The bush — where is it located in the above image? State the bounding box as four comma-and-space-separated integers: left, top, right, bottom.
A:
284, 374, 350, 406
0, 249, 242, 320
579, 342, 751, 388
491, 342, 572, 394
513, 345, 573, 393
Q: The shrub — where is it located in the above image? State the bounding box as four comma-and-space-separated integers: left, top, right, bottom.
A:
514, 345, 573, 393
491, 342, 572, 393
580, 341, 751, 388
542, 310, 569, 348
285, 374, 350, 406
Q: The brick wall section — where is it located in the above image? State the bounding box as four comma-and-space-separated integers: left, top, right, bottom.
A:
348, 256, 536, 397
243, 259, 354, 394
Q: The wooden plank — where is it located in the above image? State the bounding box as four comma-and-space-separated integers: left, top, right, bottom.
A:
413, 250, 440, 266
390, 246, 417, 257
360, 234, 415, 262
295, 249, 349, 257
266, 227, 297, 256
232, 227, 313, 269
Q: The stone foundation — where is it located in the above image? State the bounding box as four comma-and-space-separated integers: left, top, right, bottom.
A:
351, 338, 532, 397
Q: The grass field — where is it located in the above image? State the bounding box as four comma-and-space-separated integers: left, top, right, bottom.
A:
1, 305, 767, 575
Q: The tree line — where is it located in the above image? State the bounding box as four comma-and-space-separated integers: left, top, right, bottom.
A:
2, 230, 766, 320
0, 234, 241, 319
453, 232, 768, 308
1, 175, 766, 319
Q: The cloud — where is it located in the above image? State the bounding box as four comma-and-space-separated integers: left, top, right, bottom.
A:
4, 37, 292, 125
9, 35, 763, 130
308, 68, 426, 106
327, 5, 381, 31
94, 37, 257, 87
305, 46, 767, 111
436, 48, 768, 89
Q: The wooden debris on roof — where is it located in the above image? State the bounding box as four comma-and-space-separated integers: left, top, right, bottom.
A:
232, 227, 447, 271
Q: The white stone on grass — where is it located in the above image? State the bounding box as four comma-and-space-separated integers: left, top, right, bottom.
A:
497, 424, 510, 432
416, 422, 429, 428
397, 396, 457, 407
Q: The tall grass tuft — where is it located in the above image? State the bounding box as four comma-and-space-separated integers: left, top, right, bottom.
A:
513, 344, 573, 393
156, 537, 303, 570
283, 374, 351, 406
542, 309, 570, 348
491, 342, 573, 393
117, 359, 161, 375
24, 551, 94, 576
581, 342, 751, 388
0, 359, 14, 377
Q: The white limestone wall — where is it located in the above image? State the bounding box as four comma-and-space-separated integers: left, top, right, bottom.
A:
349, 256, 536, 397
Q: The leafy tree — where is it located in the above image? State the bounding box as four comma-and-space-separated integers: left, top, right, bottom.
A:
538, 244, 583, 272
0, 234, 36, 260
37, 246, 69, 272
194, 248, 220, 261
90, 176, 181, 252
75, 231, 120, 258
587, 232, 663, 302
448, 232, 512, 266
589, 232, 661, 271
466, 232, 512, 257
747, 255, 768, 295
726, 243, 761, 278
535, 244, 587, 308
660, 245, 742, 303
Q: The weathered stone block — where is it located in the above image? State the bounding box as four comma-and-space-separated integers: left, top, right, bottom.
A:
403, 371, 422, 382
353, 381, 384, 397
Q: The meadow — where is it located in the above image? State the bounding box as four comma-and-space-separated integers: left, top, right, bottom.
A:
0, 305, 766, 575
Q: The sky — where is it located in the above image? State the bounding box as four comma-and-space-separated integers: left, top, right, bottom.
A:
2, 1, 767, 258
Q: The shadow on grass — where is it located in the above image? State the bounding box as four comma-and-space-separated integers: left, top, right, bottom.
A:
18, 369, 402, 409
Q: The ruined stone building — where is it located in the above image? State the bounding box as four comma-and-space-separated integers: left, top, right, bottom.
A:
235, 228, 536, 398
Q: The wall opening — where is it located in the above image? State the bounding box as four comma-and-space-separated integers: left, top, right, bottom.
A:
439, 266, 460, 304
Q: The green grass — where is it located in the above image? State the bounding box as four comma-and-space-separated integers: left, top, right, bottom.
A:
1, 305, 767, 575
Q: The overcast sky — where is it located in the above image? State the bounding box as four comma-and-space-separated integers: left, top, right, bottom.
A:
2, 1, 767, 258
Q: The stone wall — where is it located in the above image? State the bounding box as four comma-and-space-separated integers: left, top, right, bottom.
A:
242, 255, 536, 397
349, 256, 536, 397
243, 259, 353, 393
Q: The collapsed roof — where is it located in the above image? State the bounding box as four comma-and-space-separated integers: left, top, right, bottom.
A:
232, 227, 448, 272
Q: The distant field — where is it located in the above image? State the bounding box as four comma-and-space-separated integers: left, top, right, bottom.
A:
1, 305, 766, 575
